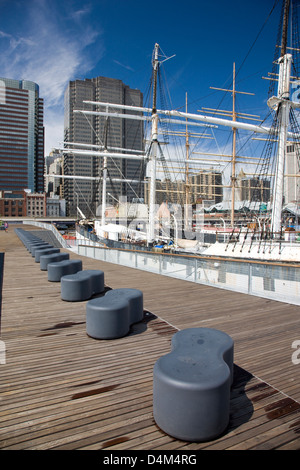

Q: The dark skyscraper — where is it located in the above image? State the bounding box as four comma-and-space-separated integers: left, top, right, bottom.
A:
0, 78, 44, 193
64, 76, 144, 217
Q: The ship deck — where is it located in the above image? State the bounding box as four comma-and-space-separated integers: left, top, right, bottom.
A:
0, 225, 300, 451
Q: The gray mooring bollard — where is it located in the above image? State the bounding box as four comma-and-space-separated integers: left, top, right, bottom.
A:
153, 327, 234, 442
86, 288, 144, 339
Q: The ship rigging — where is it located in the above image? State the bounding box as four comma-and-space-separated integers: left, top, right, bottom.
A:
48, 0, 300, 257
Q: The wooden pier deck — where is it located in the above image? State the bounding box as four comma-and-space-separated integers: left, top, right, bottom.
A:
0, 225, 300, 451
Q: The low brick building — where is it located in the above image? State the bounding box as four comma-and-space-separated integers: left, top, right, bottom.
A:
0, 190, 46, 217
0, 190, 26, 217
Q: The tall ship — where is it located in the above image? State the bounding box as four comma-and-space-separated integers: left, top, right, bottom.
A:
55, 0, 300, 263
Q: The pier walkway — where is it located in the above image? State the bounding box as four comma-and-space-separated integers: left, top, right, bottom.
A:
0, 225, 300, 450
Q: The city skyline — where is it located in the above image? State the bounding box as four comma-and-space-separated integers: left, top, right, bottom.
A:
0, 0, 282, 156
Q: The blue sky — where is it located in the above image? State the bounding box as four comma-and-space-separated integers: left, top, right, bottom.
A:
0, 0, 284, 158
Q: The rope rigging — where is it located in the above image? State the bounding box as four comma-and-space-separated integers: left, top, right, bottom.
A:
229, 0, 300, 233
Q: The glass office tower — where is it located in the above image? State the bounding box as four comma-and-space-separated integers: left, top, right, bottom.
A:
0, 78, 44, 193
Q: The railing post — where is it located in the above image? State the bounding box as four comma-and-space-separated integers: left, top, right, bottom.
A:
248, 263, 252, 295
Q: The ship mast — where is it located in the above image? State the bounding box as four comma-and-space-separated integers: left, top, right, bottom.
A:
185, 93, 190, 229
269, 0, 292, 235
148, 43, 159, 243
148, 43, 176, 242
231, 63, 237, 228
209, 64, 255, 227
101, 109, 109, 226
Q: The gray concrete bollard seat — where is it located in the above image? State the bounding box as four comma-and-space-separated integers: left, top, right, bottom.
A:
104, 288, 144, 324
28, 241, 48, 250
153, 327, 234, 442
30, 243, 52, 256
35, 247, 60, 263
15, 229, 42, 250
40, 252, 70, 271
14, 230, 56, 257
86, 296, 129, 339
86, 288, 144, 339
15, 229, 48, 252
61, 270, 105, 301
47, 259, 82, 282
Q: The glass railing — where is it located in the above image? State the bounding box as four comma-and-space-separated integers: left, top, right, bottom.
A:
77, 244, 300, 306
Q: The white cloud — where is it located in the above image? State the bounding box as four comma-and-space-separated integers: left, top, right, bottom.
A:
70, 6, 91, 22
113, 60, 135, 72
0, 30, 12, 39
0, 1, 103, 154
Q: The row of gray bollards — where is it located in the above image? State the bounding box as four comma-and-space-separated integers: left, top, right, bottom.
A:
15, 227, 234, 442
